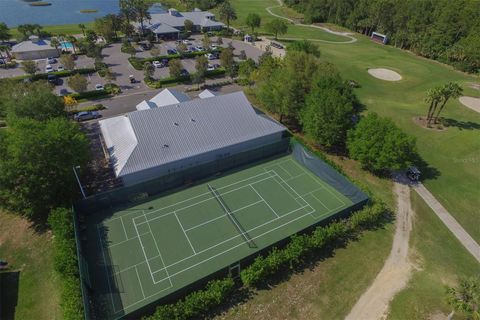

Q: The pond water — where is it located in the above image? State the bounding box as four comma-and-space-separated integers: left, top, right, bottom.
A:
0, 0, 166, 27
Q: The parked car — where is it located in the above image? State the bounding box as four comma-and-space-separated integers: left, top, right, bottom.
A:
45, 64, 54, 73
180, 69, 189, 77
59, 88, 69, 96
47, 74, 60, 85
95, 84, 104, 91
47, 57, 56, 64
152, 60, 162, 68
182, 39, 191, 45
213, 63, 220, 69
210, 44, 218, 50
139, 41, 152, 50
207, 64, 215, 71
194, 46, 204, 52
57, 65, 64, 71
270, 41, 284, 49
167, 49, 178, 55
205, 53, 215, 60
74, 111, 101, 122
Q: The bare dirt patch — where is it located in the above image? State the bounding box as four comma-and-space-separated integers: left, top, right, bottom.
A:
469, 83, 480, 90
459, 96, 480, 113
368, 68, 402, 81
346, 182, 414, 320
412, 117, 446, 131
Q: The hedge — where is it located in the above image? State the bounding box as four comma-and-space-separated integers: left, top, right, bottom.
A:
128, 49, 222, 70
143, 278, 235, 320
70, 89, 109, 101
240, 201, 388, 287
48, 208, 84, 320
0, 68, 96, 83
144, 69, 226, 89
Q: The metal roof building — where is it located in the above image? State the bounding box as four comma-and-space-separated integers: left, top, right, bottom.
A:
11, 36, 59, 60
100, 91, 286, 186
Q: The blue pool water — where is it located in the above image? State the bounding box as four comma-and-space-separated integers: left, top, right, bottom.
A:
0, 1, 166, 27
60, 41, 73, 49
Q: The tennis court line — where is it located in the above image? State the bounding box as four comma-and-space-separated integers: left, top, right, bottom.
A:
265, 170, 314, 213
151, 203, 312, 276
184, 200, 264, 232
140, 174, 275, 226
143, 171, 275, 220
96, 225, 118, 312
107, 231, 150, 249
174, 211, 197, 254
120, 216, 129, 241
140, 211, 173, 288
133, 219, 160, 285
135, 266, 146, 299
288, 159, 348, 208
249, 184, 280, 218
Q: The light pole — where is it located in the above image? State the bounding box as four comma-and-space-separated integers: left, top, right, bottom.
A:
73, 165, 86, 199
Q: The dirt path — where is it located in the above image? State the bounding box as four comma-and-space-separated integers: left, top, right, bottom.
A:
413, 183, 480, 263
345, 182, 414, 320
265, 0, 357, 44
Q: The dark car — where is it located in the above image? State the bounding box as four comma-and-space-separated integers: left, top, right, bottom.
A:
47, 74, 60, 85
73, 111, 101, 122
180, 69, 189, 77
167, 49, 178, 55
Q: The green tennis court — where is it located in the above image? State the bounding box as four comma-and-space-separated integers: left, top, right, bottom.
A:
85, 154, 356, 319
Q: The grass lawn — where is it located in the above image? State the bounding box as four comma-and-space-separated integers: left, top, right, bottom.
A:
388, 191, 480, 319
0, 211, 62, 320
216, 209, 394, 320
223, 0, 348, 42
231, 0, 480, 243
11, 22, 93, 39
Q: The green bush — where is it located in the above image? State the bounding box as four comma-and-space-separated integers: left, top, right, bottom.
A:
144, 278, 235, 320
128, 49, 223, 70
48, 208, 84, 320
70, 89, 109, 101
240, 201, 388, 287
67, 104, 105, 115
104, 83, 121, 95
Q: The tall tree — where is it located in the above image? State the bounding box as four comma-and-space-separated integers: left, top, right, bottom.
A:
143, 61, 155, 79
169, 59, 183, 78
425, 86, 443, 124
21, 60, 37, 75
184, 19, 194, 33
67, 74, 89, 93
0, 23, 11, 43
59, 54, 75, 71
132, 0, 151, 35
50, 37, 61, 56
219, 47, 235, 78
347, 112, 417, 173
433, 82, 463, 123
78, 23, 86, 36
0, 118, 89, 218
218, 1, 237, 31
194, 55, 208, 85
265, 18, 288, 40
245, 13, 261, 34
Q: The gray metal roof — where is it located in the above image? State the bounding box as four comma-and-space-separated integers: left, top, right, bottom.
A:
100, 91, 286, 178
11, 39, 56, 53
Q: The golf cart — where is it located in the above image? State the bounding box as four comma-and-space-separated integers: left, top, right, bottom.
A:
406, 166, 421, 182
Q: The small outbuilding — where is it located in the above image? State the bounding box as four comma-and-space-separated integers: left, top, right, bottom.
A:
136, 88, 190, 111
11, 36, 59, 60
198, 89, 218, 99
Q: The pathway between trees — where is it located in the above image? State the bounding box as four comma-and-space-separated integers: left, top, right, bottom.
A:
413, 183, 480, 263
265, 0, 357, 44
345, 182, 414, 320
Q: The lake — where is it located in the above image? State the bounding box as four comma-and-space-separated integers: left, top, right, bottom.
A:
0, 0, 166, 27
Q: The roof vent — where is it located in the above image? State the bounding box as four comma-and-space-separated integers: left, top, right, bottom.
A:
191, 118, 196, 122
163, 144, 169, 148
174, 122, 179, 126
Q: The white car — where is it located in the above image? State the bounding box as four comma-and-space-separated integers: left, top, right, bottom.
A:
182, 39, 191, 45
194, 46, 204, 52
205, 53, 215, 60
211, 44, 218, 50
45, 64, 54, 73
207, 64, 215, 71
47, 57, 56, 64
57, 65, 64, 71
95, 84, 104, 91
152, 60, 162, 68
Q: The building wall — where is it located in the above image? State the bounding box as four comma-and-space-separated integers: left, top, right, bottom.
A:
121, 132, 284, 186
13, 48, 59, 60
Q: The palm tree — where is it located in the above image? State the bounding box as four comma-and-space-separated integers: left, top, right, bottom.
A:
50, 37, 61, 56
219, 1, 237, 32
78, 24, 86, 36
425, 87, 442, 124
67, 35, 78, 55
433, 82, 463, 123
446, 276, 480, 320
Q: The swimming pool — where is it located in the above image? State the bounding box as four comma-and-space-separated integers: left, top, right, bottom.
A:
60, 41, 74, 50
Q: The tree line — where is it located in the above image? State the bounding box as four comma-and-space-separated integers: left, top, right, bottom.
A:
240, 42, 417, 174
283, 0, 480, 73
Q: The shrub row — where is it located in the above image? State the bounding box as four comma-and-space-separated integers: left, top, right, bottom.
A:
240, 201, 388, 287
143, 278, 235, 320
1, 68, 96, 83
48, 208, 84, 320
67, 104, 105, 115
128, 50, 221, 70
144, 201, 387, 319
70, 89, 109, 101
144, 69, 226, 89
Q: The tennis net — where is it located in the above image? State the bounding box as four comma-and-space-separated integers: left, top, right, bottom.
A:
207, 184, 256, 248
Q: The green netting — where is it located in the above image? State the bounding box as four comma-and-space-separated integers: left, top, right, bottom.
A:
75, 139, 290, 215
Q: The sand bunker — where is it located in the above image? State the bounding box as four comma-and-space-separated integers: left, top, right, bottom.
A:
368, 68, 402, 81
459, 96, 480, 113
